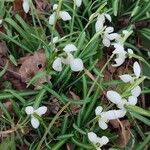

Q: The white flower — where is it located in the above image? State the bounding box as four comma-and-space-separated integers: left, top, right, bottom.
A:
74, 0, 82, 7
52, 44, 84, 72
25, 106, 47, 128
23, 0, 30, 13
112, 43, 127, 67
49, 4, 71, 25
95, 106, 126, 130
88, 132, 109, 150
102, 27, 119, 47
119, 61, 141, 83
106, 90, 141, 109
95, 13, 111, 32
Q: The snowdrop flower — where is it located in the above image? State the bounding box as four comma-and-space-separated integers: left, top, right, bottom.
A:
52, 44, 84, 72
102, 27, 119, 47
119, 61, 141, 83
74, 0, 82, 7
106, 89, 141, 109
112, 43, 127, 67
95, 13, 111, 32
88, 132, 109, 150
23, 0, 30, 13
25, 106, 47, 128
49, 4, 71, 25
95, 106, 126, 130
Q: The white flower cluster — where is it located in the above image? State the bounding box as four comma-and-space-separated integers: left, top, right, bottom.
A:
88, 11, 143, 150
88, 62, 142, 150
52, 44, 84, 72
22, 1, 144, 149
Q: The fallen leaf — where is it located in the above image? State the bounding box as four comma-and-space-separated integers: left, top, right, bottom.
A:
35, 0, 51, 13
68, 91, 81, 115
110, 119, 131, 148
48, 96, 61, 114
19, 49, 47, 84
13, 0, 27, 20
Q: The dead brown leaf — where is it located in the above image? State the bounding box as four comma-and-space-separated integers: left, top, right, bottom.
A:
48, 96, 61, 114
13, 0, 27, 20
35, 0, 51, 13
68, 91, 81, 115
19, 49, 47, 84
0, 101, 12, 117
110, 119, 131, 148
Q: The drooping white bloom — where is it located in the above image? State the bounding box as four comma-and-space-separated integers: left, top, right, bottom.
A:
95, 13, 111, 32
25, 106, 47, 128
88, 132, 109, 150
95, 106, 126, 130
112, 43, 127, 67
106, 90, 141, 109
52, 44, 84, 72
74, 0, 82, 7
23, 0, 30, 13
119, 61, 141, 83
49, 4, 71, 25
102, 27, 119, 47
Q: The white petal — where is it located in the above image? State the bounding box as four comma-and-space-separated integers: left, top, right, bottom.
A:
60, 11, 71, 21
49, 13, 56, 25
98, 120, 108, 130
70, 58, 84, 72
100, 136, 109, 145
52, 58, 63, 72
105, 27, 114, 33
133, 61, 141, 78
113, 43, 125, 52
95, 106, 103, 116
74, 0, 82, 7
31, 117, 40, 128
25, 106, 34, 115
53, 4, 58, 10
131, 86, 141, 97
119, 74, 133, 83
112, 55, 126, 67
104, 13, 111, 22
107, 33, 119, 40
95, 21, 103, 32
23, 0, 29, 13
95, 14, 105, 32
35, 106, 47, 116
128, 96, 138, 105
106, 91, 122, 104
88, 132, 97, 143
63, 44, 77, 52
102, 37, 110, 47
101, 109, 126, 120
